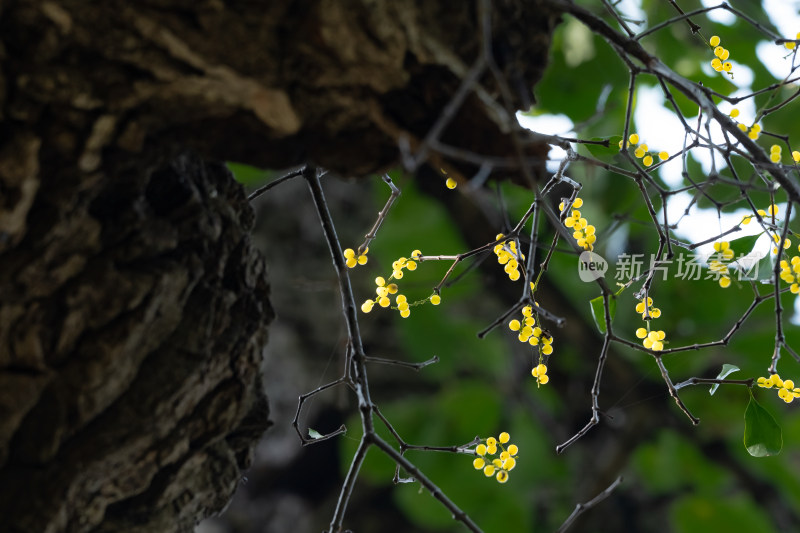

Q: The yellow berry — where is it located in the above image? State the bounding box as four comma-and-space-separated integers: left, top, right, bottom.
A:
387, 283, 399, 294
714, 46, 724, 57
541, 344, 553, 355
710, 35, 721, 47
379, 297, 390, 307
346, 257, 358, 268
634, 147, 646, 158
375, 276, 385, 286
430, 294, 441, 305
538, 374, 549, 384
573, 197, 584, 208
629, 133, 640, 145
659, 151, 669, 161
770, 152, 781, 163
496, 470, 509, 483
499, 432, 510, 444
361, 301, 374, 313
719, 276, 731, 288
344, 248, 356, 259
358, 255, 368, 265
446, 177, 457, 189
793, 151, 800, 162
507, 444, 518, 455
636, 328, 647, 339
643, 155, 653, 167
476, 444, 487, 456
473, 457, 485, 469
730, 108, 739, 118
509, 319, 521, 331
723, 62, 732, 72
711, 58, 722, 71
483, 465, 495, 477
720, 48, 730, 60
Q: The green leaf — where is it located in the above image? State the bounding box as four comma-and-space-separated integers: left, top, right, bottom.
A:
727, 233, 762, 257
585, 136, 622, 157
744, 391, 782, 457
709, 364, 740, 396
226, 162, 271, 186
589, 295, 615, 334
308, 428, 324, 439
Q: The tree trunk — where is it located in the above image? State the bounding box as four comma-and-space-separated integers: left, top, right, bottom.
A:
0, 0, 557, 530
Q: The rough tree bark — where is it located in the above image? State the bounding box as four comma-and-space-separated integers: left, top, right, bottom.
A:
0, 0, 557, 531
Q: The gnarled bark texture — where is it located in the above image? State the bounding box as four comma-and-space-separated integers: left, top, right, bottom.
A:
0, 0, 557, 531
0, 149, 273, 532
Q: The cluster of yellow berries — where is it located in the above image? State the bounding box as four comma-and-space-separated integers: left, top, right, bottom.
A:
741, 204, 794, 255
508, 306, 554, 354
618, 133, 669, 168
779, 256, 800, 294
742, 203, 777, 225
770, 144, 782, 163
559, 198, 597, 251
709, 35, 733, 73
636, 328, 666, 351
710, 241, 734, 288
771, 233, 792, 255
390, 252, 418, 280
757, 373, 800, 403
635, 296, 662, 320
767, 144, 800, 164
784, 32, 800, 50
634, 297, 666, 351
530, 363, 549, 385
472, 432, 518, 484
360, 250, 440, 317
493, 234, 524, 281
732, 111, 761, 140
344, 247, 369, 268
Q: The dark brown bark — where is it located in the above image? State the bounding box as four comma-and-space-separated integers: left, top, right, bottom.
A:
0, 149, 273, 532
0, 0, 557, 530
